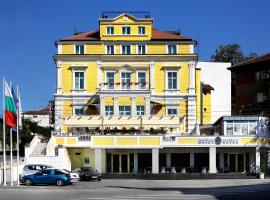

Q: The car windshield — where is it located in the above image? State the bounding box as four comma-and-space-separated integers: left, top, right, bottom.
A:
82, 167, 94, 172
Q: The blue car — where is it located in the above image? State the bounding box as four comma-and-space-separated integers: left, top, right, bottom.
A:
22, 169, 71, 186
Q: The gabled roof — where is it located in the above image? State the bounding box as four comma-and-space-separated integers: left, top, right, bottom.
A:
59, 28, 191, 41
23, 107, 49, 115
228, 53, 270, 70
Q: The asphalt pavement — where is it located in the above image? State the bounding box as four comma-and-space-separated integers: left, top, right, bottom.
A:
1, 179, 270, 200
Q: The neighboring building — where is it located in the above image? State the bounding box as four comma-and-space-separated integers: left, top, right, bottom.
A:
197, 62, 231, 124
228, 53, 270, 116
23, 107, 50, 127
24, 12, 269, 175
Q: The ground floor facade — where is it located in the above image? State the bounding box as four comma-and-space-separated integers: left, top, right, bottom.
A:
67, 146, 268, 174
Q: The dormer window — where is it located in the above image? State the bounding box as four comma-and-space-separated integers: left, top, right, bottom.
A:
107, 26, 114, 35
75, 45, 84, 54
122, 27, 131, 35
138, 26, 145, 35
167, 44, 177, 54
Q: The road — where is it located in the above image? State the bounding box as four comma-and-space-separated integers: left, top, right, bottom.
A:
0, 179, 270, 200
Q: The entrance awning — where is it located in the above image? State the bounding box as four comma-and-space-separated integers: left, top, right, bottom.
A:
86, 97, 100, 106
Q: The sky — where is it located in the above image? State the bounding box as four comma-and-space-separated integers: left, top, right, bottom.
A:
0, 0, 270, 112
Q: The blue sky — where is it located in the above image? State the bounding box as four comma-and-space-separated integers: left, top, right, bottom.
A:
0, 0, 269, 112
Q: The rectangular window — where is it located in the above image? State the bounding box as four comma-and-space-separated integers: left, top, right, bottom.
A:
106, 45, 114, 54
119, 106, 131, 116
74, 107, 84, 116
242, 123, 248, 135
106, 72, 114, 89
75, 45, 84, 54
122, 27, 130, 35
226, 123, 233, 135
121, 45, 131, 54
167, 72, 177, 90
167, 44, 177, 54
167, 108, 177, 115
233, 123, 241, 135
136, 106, 145, 115
105, 106, 114, 116
121, 72, 131, 89
137, 72, 146, 89
74, 71, 85, 90
107, 26, 114, 35
137, 45, 146, 54
249, 123, 257, 135
138, 26, 145, 35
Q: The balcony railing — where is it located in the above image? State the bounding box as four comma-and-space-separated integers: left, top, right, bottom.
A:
99, 82, 150, 91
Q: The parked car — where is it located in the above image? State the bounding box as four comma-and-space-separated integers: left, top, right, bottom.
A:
72, 167, 101, 181
61, 169, 80, 183
22, 169, 71, 186
21, 164, 53, 178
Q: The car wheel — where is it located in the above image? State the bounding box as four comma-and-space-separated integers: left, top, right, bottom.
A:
98, 178, 101, 181
56, 179, 65, 186
24, 179, 32, 186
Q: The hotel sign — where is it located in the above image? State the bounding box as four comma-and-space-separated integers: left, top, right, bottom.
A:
197, 137, 240, 145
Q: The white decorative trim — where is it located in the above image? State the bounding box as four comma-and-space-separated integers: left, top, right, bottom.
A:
97, 61, 102, 89
150, 61, 155, 92
58, 45, 62, 54
56, 61, 62, 94
188, 61, 196, 94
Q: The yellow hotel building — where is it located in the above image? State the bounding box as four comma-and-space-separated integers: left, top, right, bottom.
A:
48, 12, 269, 175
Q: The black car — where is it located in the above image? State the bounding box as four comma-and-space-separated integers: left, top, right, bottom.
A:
72, 167, 101, 181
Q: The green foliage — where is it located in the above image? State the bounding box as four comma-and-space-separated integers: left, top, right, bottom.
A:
211, 43, 257, 65
20, 118, 52, 144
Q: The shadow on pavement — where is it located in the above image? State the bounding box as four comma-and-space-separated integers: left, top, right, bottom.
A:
106, 182, 270, 200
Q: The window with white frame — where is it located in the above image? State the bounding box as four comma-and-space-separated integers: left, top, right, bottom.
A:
226, 123, 233, 135
105, 105, 114, 116
107, 26, 114, 35
106, 72, 114, 89
167, 71, 177, 90
137, 45, 146, 54
138, 26, 145, 35
137, 71, 146, 89
167, 44, 177, 54
121, 72, 131, 89
121, 45, 131, 54
74, 106, 84, 116
75, 45, 84, 54
136, 105, 145, 115
106, 45, 114, 54
119, 106, 131, 115
167, 108, 177, 115
122, 26, 130, 35
74, 71, 85, 90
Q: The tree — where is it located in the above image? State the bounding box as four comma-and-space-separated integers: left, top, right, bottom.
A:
211, 43, 257, 65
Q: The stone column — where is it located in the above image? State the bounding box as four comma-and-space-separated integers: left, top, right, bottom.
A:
255, 147, 261, 173
209, 147, 217, 173
190, 152, 194, 168
97, 61, 102, 90
187, 97, 196, 133
100, 96, 105, 116
134, 152, 138, 173
54, 98, 62, 134
150, 61, 155, 91
114, 96, 119, 115
152, 149, 159, 174
131, 96, 136, 115
145, 96, 151, 116
56, 61, 62, 94
188, 62, 196, 94
95, 148, 102, 173
166, 153, 171, 168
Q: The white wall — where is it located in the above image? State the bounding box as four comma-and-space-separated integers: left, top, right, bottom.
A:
23, 114, 50, 128
197, 62, 231, 123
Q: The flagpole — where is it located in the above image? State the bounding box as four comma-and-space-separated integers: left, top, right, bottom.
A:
2, 77, 6, 186
16, 85, 19, 186
10, 127, 13, 186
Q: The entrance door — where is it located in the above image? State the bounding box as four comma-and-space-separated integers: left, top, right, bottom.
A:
121, 154, 128, 173
113, 154, 120, 173
238, 154, 244, 172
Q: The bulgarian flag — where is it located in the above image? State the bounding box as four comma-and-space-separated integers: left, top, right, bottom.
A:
4, 81, 17, 127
